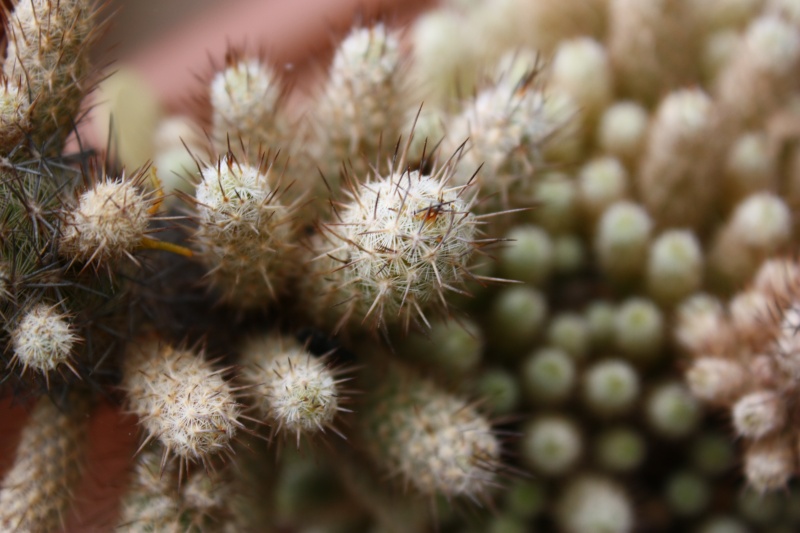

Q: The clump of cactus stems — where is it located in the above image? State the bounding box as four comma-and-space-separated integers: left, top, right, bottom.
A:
10, 0, 800, 531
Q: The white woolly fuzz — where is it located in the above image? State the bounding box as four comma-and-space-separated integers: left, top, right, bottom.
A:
11, 303, 78, 375
122, 339, 242, 467
240, 333, 342, 444
60, 174, 153, 264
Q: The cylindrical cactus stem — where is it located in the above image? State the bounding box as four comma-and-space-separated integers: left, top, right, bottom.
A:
304, 159, 487, 334
190, 152, 302, 309
359, 363, 502, 501
239, 332, 348, 446
3, 0, 100, 146
121, 337, 243, 471
59, 166, 161, 268
0, 394, 89, 533
117, 445, 237, 532
8, 301, 81, 385
607, 0, 699, 105
311, 23, 412, 186
636, 88, 721, 232
209, 53, 290, 156
117, 446, 182, 533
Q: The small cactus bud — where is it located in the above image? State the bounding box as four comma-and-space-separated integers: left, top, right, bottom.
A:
122, 338, 242, 468
731, 390, 786, 439
685, 357, 746, 403
674, 293, 732, 354
582, 359, 640, 416
522, 346, 576, 404
475, 367, 521, 416
595, 201, 652, 282
498, 225, 554, 286
646, 382, 702, 439
646, 230, 704, 305
585, 301, 616, 348
613, 297, 664, 362
723, 132, 774, 205
396, 316, 483, 373
550, 37, 612, 122
488, 286, 548, 356
0, 395, 88, 532
594, 426, 646, 473
743, 437, 794, 492
607, 0, 698, 104
9, 302, 79, 380
521, 416, 582, 476
531, 173, 579, 234
239, 332, 345, 445
556, 475, 633, 533
546, 312, 590, 360
596, 101, 649, 167
578, 156, 629, 221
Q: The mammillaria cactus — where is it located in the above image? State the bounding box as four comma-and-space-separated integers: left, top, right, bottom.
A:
7, 0, 800, 530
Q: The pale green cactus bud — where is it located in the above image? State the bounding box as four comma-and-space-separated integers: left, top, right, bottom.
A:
397, 316, 483, 373
498, 225, 554, 286
646, 229, 704, 305
585, 301, 616, 348
550, 37, 612, 122
488, 286, 548, 355
646, 382, 702, 439
522, 347, 576, 404
556, 476, 633, 533
716, 16, 800, 128
521, 416, 582, 476
547, 312, 590, 360
553, 234, 585, 275
583, 359, 640, 416
595, 201, 652, 282
596, 101, 648, 167
594, 426, 646, 473
578, 156, 629, 221
613, 297, 664, 362
702, 29, 740, 85
504, 480, 546, 520
531, 173, 579, 234
475, 367, 520, 415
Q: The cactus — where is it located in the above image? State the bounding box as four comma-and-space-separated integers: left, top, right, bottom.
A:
6, 0, 800, 530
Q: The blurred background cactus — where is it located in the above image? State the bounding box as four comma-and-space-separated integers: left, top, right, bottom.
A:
4, 0, 800, 532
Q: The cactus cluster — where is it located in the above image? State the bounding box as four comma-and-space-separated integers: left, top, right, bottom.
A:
5, 0, 800, 531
